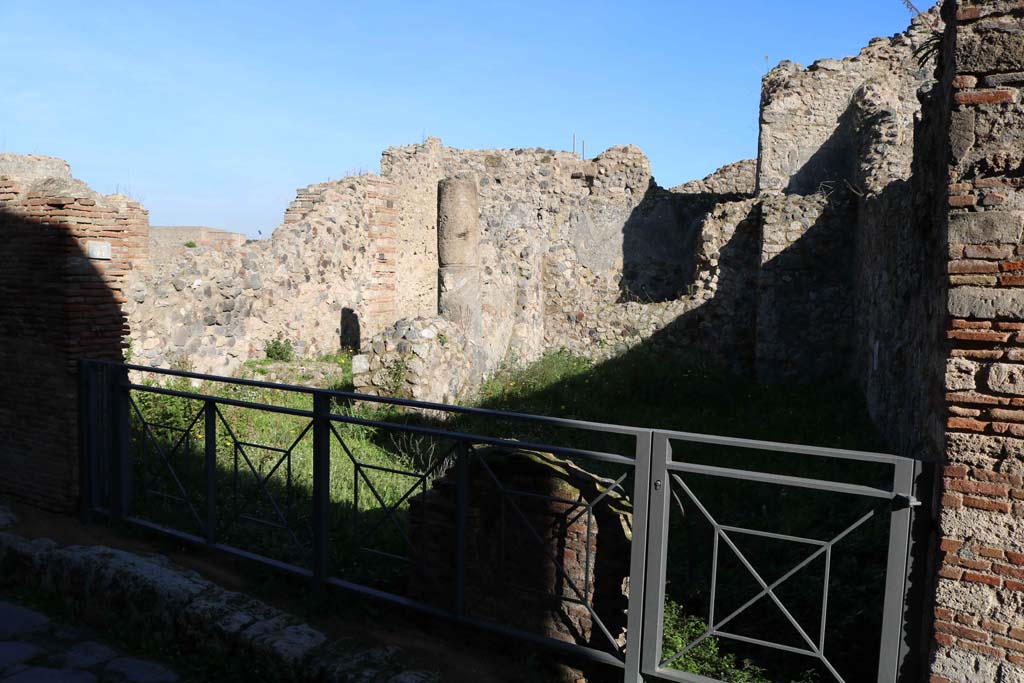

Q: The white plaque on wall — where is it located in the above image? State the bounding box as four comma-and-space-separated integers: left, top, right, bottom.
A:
85, 240, 112, 260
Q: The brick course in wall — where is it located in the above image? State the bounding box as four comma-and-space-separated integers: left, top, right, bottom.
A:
363, 176, 399, 334
0, 163, 148, 511
929, 2, 1024, 681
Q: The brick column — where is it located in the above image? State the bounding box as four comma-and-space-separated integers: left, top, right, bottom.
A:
930, 1, 1024, 680
0, 175, 148, 511
362, 177, 398, 342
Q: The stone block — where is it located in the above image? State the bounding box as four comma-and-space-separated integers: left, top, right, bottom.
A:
351, 354, 370, 376
947, 358, 980, 391
950, 286, 1024, 319
956, 18, 1024, 73
989, 363, 1024, 396
948, 212, 1023, 244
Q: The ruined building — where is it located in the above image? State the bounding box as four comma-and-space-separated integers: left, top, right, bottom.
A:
1, 1, 1023, 680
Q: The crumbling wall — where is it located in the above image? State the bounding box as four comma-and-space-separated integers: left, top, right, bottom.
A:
22, 3, 946, 412
124, 175, 398, 375
544, 197, 760, 364
0, 155, 147, 510
757, 12, 937, 195
670, 158, 756, 196
380, 141, 665, 371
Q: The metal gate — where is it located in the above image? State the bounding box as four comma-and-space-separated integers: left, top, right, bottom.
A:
637, 430, 918, 683
79, 360, 919, 683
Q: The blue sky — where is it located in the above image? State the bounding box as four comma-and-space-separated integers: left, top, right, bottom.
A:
0, 1, 936, 237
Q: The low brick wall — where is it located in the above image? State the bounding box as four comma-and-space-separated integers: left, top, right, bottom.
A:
408, 449, 631, 649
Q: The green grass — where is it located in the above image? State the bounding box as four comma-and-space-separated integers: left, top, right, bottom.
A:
125, 347, 887, 683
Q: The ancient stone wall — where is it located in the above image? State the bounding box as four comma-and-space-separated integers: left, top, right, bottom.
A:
380, 141, 667, 370
352, 317, 471, 404
755, 192, 856, 383
124, 175, 398, 375
851, 60, 950, 462
0, 156, 148, 511
670, 158, 756, 196
757, 11, 937, 195
927, 2, 1024, 681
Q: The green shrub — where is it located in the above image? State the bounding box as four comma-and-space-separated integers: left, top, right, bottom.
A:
662, 600, 772, 682
184, 240, 197, 248
264, 336, 294, 362
661, 600, 819, 683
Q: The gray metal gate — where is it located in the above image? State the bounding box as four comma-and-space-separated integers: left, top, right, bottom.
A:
80, 361, 919, 683
635, 430, 918, 683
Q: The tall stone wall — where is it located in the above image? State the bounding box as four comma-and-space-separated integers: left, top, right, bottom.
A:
852, 62, 950, 462
0, 156, 148, 511
380, 140, 670, 371
927, 2, 1024, 681
757, 11, 937, 195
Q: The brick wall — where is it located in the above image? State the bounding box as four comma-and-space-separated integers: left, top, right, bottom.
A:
929, 1, 1024, 681
362, 176, 398, 336
407, 449, 629, 649
0, 170, 148, 511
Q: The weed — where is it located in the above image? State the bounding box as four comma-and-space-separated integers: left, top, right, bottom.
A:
184, 240, 197, 248
382, 357, 410, 397
264, 335, 294, 362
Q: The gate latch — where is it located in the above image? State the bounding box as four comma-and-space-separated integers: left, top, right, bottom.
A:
654, 480, 663, 491
893, 494, 921, 510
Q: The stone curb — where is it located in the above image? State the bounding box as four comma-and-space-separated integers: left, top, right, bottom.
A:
0, 532, 439, 682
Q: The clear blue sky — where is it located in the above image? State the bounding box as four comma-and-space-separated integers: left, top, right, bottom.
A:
0, 1, 936, 237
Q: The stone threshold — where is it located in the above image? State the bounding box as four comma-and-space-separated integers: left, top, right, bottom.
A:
0, 531, 439, 682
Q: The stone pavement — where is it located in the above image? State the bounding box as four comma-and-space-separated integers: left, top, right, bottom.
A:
0, 599, 180, 683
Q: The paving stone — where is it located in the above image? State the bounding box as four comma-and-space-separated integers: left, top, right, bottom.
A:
56, 643, 117, 670
1, 668, 97, 683
103, 658, 178, 683
0, 643, 45, 670
0, 603, 49, 639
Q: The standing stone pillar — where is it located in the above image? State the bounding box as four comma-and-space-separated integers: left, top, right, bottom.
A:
437, 176, 483, 373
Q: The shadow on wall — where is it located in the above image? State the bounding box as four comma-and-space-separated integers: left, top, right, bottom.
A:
341, 307, 361, 351
785, 103, 858, 196
615, 185, 857, 382
618, 185, 740, 304
0, 207, 124, 511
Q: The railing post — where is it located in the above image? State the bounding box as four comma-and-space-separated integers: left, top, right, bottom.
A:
624, 429, 655, 683
312, 392, 331, 589
205, 399, 218, 546
77, 360, 96, 524
454, 441, 469, 616
877, 456, 916, 683
110, 364, 132, 522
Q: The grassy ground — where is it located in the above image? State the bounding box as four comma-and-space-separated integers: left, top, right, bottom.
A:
124, 347, 889, 683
